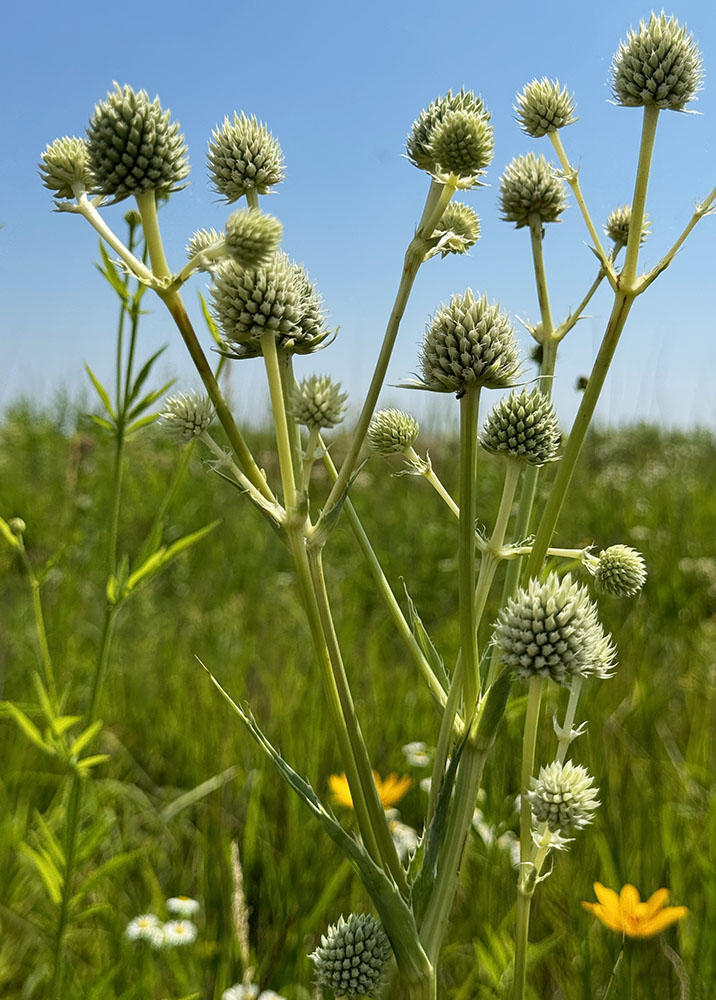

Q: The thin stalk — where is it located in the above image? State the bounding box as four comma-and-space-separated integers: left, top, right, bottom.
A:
555, 675, 583, 765
458, 388, 481, 716
71, 189, 152, 282
426, 660, 464, 827
621, 106, 660, 291
277, 352, 304, 490
19, 548, 58, 707
404, 448, 461, 519
554, 265, 608, 343
528, 213, 555, 337
260, 331, 298, 511
637, 182, 716, 293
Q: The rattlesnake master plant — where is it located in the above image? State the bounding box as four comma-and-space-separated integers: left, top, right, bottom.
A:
514, 78, 577, 138
208, 112, 285, 202
425, 201, 480, 259
224, 208, 283, 269
39, 137, 93, 199
604, 204, 652, 248
367, 409, 419, 456
310, 913, 392, 999
481, 388, 560, 466
499, 153, 567, 229
406, 88, 489, 173
529, 761, 600, 833
427, 108, 495, 186
86, 84, 189, 202
159, 392, 214, 443
592, 544, 648, 597
291, 375, 348, 430
611, 12, 703, 110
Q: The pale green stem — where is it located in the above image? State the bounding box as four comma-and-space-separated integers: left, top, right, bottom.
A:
621, 106, 660, 291
554, 263, 610, 343
637, 182, 716, 293
528, 213, 555, 338
458, 388, 481, 717
245, 189, 259, 210
555, 675, 583, 765
71, 188, 152, 282
319, 180, 454, 526
602, 939, 626, 1000
404, 447, 461, 519
278, 352, 304, 489
18, 547, 58, 708
426, 658, 464, 827
301, 426, 321, 493
200, 431, 279, 514
260, 331, 298, 511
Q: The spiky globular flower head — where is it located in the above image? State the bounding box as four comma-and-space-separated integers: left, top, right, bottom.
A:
419, 291, 522, 395
310, 913, 392, 999
529, 760, 600, 832
368, 409, 420, 455
160, 392, 214, 443
425, 201, 481, 260
515, 79, 577, 138
593, 544, 647, 597
482, 388, 560, 465
604, 205, 651, 248
427, 109, 494, 185
224, 208, 283, 269
212, 254, 331, 358
86, 84, 189, 202
493, 572, 616, 684
39, 136, 94, 199
499, 154, 567, 229
292, 375, 347, 429
208, 112, 285, 203
406, 89, 490, 173
186, 227, 225, 271
611, 13, 702, 110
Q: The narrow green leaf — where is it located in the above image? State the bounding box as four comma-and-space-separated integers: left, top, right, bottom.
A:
69, 719, 103, 758
88, 414, 115, 433
71, 849, 141, 907
125, 379, 175, 421
84, 364, 116, 420
75, 753, 110, 774
127, 346, 168, 404
126, 413, 159, 435
95, 244, 129, 301
160, 766, 238, 821
18, 843, 63, 904
33, 810, 66, 871
402, 582, 451, 690
47, 715, 81, 739
199, 291, 222, 345
125, 521, 219, 593
5, 703, 51, 753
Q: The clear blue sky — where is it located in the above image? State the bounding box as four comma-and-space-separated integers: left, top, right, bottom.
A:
3, 0, 715, 430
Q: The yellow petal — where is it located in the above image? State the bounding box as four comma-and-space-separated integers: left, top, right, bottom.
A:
639, 906, 689, 939
619, 884, 641, 919
643, 887, 670, 919
328, 773, 354, 809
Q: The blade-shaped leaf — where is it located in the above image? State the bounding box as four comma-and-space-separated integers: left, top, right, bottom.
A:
161, 766, 238, 822
125, 520, 219, 594
4, 703, 52, 754
69, 719, 103, 759
126, 379, 175, 421
71, 849, 141, 907
127, 346, 168, 405
85, 364, 116, 420
18, 843, 63, 904
402, 582, 451, 691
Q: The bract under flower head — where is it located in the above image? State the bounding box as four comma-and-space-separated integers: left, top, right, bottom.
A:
582, 882, 688, 938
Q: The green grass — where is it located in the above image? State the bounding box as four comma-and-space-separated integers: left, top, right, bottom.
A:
2, 399, 715, 999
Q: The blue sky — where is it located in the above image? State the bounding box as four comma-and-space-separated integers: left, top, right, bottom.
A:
3, 0, 716, 431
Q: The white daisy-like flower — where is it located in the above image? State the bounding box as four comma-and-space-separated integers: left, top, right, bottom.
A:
162, 919, 198, 947
390, 820, 420, 862
258, 992, 287, 1000
402, 741, 431, 767
166, 895, 200, 917
222, 985, 260, 1000
125, 913, 164, 948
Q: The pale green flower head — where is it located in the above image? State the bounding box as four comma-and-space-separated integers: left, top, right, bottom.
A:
225, 208, 283, 269
529, 760, 600, 832
611, 13, 702, 110
419, 291, 522, 395
208, 112, 285, 203
593, 544, 647, 597
406, 88, 490, 174
515, 78, 577, 138
604, 205, 651, 248
481, 388, 560, 465
310, 912, 392, 999
499, 153, 567, 229
425, 201, 480, 260
160, 392, 214, 443
86, 84, 189, 203
186, 228, 225, 271
39, 136, 94, 199
368, 408, 419, 455
292, 375, 347, 429
427, 108, 494, 186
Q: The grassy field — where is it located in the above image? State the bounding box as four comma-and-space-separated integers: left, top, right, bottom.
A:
2, 398, 715, 999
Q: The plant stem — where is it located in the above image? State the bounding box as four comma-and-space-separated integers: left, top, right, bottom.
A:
19, 548, 58, 707
621, 106, 660, 291
261, 331, 298, 511
458, 388, 481, 716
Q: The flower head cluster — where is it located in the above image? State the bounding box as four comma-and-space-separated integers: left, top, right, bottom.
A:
225, 208, 283, 269
310, 913, 393, 999
604, 205, 651, 248
159, 392, 214, 443
528, 760, 599, 832
39, 136, 94, 200
208, 112, 285, 203
368, 409, 419, 456
406, 89, 493, 185
419, 291, 522, 394
515, 79, 577, 138
592, 544, 647, 597
481, 388, 560, 466
86, 84, 189, 203
425, 201, 480, 260
611, 13, 702, 110
291, 375, 347, 429
499, 153, 567, 229
493, 572, 616, 683
582, 883, 688, 938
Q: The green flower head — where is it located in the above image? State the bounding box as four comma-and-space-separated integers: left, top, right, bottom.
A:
39, 136, 94, 200
310, 913, 392, 1000
611, 13, 703, 110
482, 388, 560, 465
515, 79, 577, 138
292, 375, 348, 429
592, 544, 647, 597
529, 760, 600, 832
406, 89, 490, 174
604, 205, 651, 248
208, 112, 285, 203
425, 201, 481, 260
368, 409, 419, 455
499, 153, 567, 229
224, 207, 283, 269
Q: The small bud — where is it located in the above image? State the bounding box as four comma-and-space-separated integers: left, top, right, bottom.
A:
481, 388, 560, 466
494, 572, 616, 684
575, 374, 589, 392
310, 913, 392, 999
425, 201, 480, 259
186, 228, 225, 271
224, 208, 283, 269
419, 291, 522, 394
427, 109, 494, 185
406, 89, 490, 174
604, 205, 651, 248
499, 153, 567, 229
208, 112, 285, 204
529, 760, 599, 832
39, 137, 94, 199
86, 84, 189, 202
592, 544, 647, 597
8, 517, 26, 536
515, 79, 577, 138
292, 375, 347, 429
611, 13, 702, 110
368, 409, 419, 455
159, 392, 214, 443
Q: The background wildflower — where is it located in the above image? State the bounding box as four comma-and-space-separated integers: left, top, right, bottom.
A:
582, 883, 688, 938
166, 895, 200, 917
162, 919, 198, 946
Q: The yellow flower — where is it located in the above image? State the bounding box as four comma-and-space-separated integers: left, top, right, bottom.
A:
329, 771, 412, 810
582, 882, 688, 939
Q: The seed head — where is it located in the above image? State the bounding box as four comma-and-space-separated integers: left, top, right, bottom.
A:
604, 205, 651, 248
593, 544, 647, 597
160, 392, 214, 443
86, 84, 189, 203
292, 375, 348, 429
39, 136, 94, 200
529, 760, 599, 832
493, 572, 616, 684
406, 89, 490, 174
482, 388, 560, 465
225, 208, 283, 269
499, 153, 567, 229
368, 409, 420, 455
611, 13, 702, 110
419, 291, 522, 394
310, 913, 392, 999
427, 109, 494, 185
208, 112, 285, 203
515, 79, 577, 138
426, 201, 481, 259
